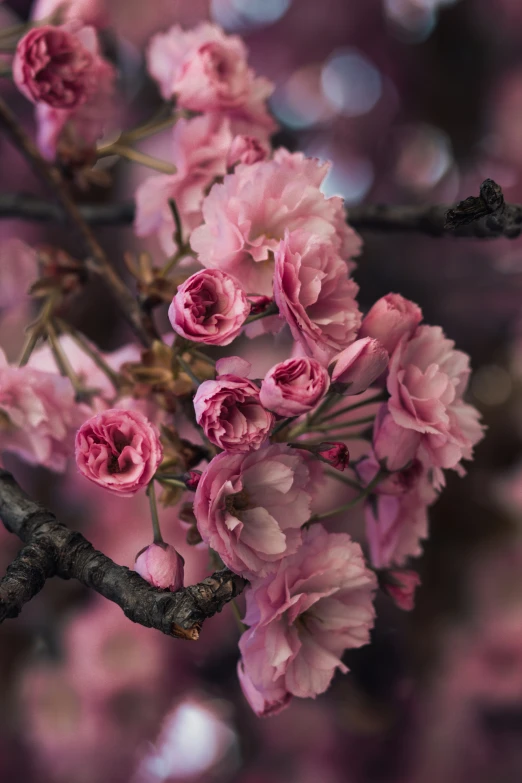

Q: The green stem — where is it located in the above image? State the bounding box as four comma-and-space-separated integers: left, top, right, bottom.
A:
318, 393, 385, 424
230, 599, 247, 633
168, 198, 184, 248
55, 319, 122, 391
245, 303, 279, 324
308, 469, 385, 523
190, 349, 216, 366
147, 481, 163, 544
18, 294, 57, 367
310, 414, 376, 433
98, 143, 176, 174
326, 470, 362, 490
177, 354, 201, 387
271, 415, 300, 438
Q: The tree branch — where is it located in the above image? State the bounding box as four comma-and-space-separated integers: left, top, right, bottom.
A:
0, 96, 154, 346
0, 470, 246, 639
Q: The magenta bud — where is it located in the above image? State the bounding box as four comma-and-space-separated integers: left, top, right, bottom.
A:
248, 295, 273, 316
184, 469, 202, 491
382, 569, 421, 611
316, 442, 350, 471
134, 542, 184, 591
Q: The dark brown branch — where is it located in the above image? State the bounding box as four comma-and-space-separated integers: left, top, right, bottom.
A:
0, 96, 154, 346
1, 179, 521, 239
0, 470, 246, 639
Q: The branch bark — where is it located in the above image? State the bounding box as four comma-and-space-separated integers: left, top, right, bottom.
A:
0, 96, 154, 346
0, 470, 246, 639
2, 179, 520, 239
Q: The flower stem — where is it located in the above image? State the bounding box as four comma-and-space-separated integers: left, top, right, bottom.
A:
147, 481, 163, 545
55, 318, 122, 391
245, 302, 279, 323
177, 355, 201, 387
310, 414, 376, 433
18, 293, 57, 367
318, 393, 385, 424
230, 599, 247, 633
326, 470, 361, 490
307, 469, 385, 523
98, 143, 176, 174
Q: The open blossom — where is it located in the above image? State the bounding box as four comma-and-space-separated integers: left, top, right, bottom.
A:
134, 543, 184, 591
359, 293, 423, 356
387, 324, 485, 477
193, 375, 273, 453
331, 337, 389, 393
147, 23, 275, 135
13, 25, 99, 109
227, 135, 268, 167
260, 357, 330, 416
31, 0, 110, 28
238, 525, 376, 716
33, 30, 116, 160
372, 404, 422, 472
168, 269, 249, 346
75, 409, 163, 496
0, 349, 86, 471
274, 231, 361, 365
194, 444, 312, 578
135, 114, 232, 255
191, 152, 361, 296
365, 462, 438, 568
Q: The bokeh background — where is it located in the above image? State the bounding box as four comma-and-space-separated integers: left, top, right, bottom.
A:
1, 0, 522, 781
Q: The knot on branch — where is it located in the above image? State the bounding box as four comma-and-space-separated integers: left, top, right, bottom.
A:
445, 178, 522, 237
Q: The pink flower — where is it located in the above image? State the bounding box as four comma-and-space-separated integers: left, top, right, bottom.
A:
134, 542, 184, 591
260, 357, 330, 416
13, 25, 99, 109
191, 152, 360, 296
227, 135, 268, 167
34, 31, 116, 160
383, 570, 421, 611
359, 293, 422, 356
0, 349, 86, 471
356, 450, 423, 495
365, 466, 438, 568
274, 231, 361, 364
387, 325, 485, 476
183, 469, 202, 491
135, 114, 232, 255
193, 376, 273, 453
193, 444, 312, 578
295, 441, 350, 471
75, 408, 163, 496
331, 337, 389, 393
147, 23, 275, 135
238, 525, 376, 715
168, 269, 249, 346
372, 404, 421, 471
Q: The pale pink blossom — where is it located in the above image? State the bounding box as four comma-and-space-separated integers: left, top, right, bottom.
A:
331, 337, 389, 393
193, 444, 312, 578
274, 231, 361, 364
260, 357, 330, 416
365, 462, 438, 568
134, 542, 184, 591
75, 408, 163, 495
238, 525, 376, 715
0, 238, 37, 308
168, 269, 249, 346
147, 23, 275, 135
359, 293, 422, 356
13, 24, 99, 109
193, 375, 273, 453
35, 33, 116, 160
384, 570, 421, 611
134, 114, 232, 255
215, 355, 251, 378
227, 134, 268, 167
387, 325, 485, 476
372, 404, 421, 471
0, 349, 86, 471
191, 152, 360, 296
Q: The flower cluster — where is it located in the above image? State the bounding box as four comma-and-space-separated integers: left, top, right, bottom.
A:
1, 18, 485, 720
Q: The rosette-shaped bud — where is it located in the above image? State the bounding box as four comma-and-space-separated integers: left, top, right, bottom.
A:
134, 543, 184, 591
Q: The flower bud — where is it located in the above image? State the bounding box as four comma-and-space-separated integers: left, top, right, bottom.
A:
227, 135, 268, 167
292, 441, 349, 471
331, 338, 389, 394
382, 570, 420, 611
359, 294, 422, 356
134, 542, 184, 591
183, 469, 202, 491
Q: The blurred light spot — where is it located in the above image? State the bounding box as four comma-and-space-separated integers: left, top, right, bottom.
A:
139, 700, 236, 781
232, 0, 291, 25
305, 143, 374, 204
211, 0, 291, 30
472, 364, 512, 406
271, 64, 335, 129
385, 0, 460, 43
395, 124, 453, 191
321, 50, 382, 117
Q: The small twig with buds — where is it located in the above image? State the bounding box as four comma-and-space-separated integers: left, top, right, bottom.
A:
0, 470, 246, 639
